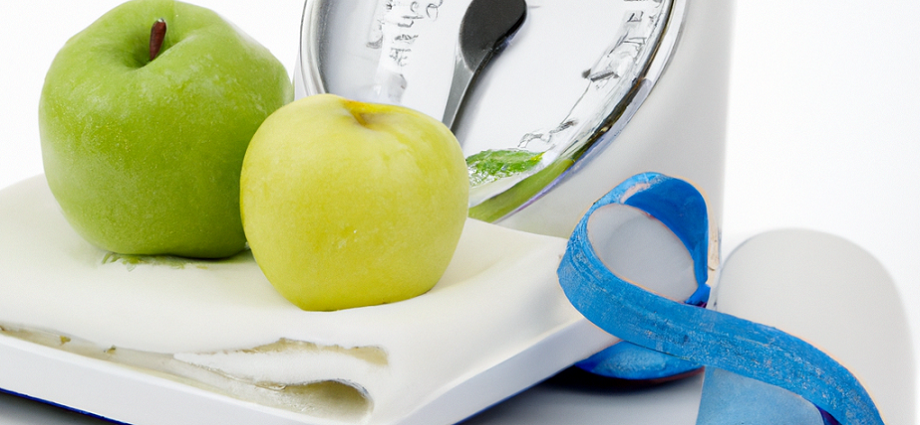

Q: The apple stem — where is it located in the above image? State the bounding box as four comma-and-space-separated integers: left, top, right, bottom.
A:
149, 19, 167, 61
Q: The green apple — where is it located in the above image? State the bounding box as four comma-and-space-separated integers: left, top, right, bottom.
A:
240, 94, 469, 311
39, 0, 293, 258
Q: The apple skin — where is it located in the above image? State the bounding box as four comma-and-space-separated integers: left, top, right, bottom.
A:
39, 0, 293, 258
240, 94, 469, 311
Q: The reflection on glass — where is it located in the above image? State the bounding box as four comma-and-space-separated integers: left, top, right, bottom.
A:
299, 0, 685, 221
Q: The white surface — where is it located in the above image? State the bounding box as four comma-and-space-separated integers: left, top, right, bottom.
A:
716, 229, 914, 424
1, 0, 919, 423
0, 176, 615, 425
723, 0, 920, 415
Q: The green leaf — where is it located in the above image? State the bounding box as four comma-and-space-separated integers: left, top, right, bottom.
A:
466, 149, 544, 187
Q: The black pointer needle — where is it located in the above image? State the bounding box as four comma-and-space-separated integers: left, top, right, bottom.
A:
442, 0, 527, 130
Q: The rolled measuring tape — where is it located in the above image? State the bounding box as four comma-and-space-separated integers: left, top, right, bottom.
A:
557, 172, 882, 425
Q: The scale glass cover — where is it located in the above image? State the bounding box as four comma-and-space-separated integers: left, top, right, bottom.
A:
295, 0, 686, 223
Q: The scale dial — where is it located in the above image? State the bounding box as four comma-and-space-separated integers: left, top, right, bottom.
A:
298, 0, 685, 222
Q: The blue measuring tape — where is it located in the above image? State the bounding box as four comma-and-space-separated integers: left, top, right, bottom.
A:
557, 172, 882, 425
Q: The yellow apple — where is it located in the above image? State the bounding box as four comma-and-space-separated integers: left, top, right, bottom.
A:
240, 94, 469, 311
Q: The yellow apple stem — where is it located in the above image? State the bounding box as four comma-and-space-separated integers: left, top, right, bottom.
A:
149, 19, 167, 61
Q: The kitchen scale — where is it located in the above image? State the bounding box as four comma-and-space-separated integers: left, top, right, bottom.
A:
0, 1, 735, 424
294, 0, 729, 239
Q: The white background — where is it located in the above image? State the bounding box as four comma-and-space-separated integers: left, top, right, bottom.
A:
1, 0, 919, 422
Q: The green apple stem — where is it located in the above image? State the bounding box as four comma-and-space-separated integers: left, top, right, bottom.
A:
149, 19, 167, 61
